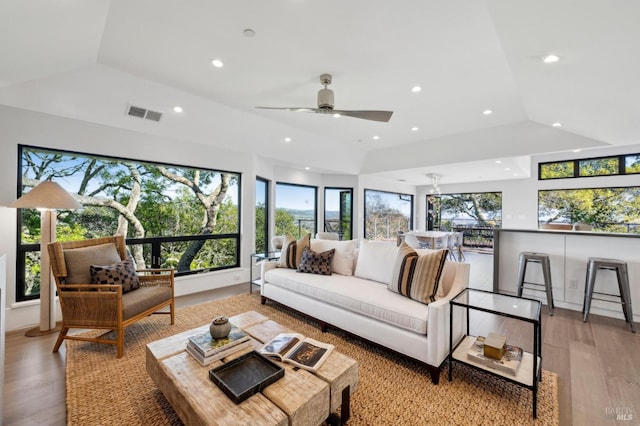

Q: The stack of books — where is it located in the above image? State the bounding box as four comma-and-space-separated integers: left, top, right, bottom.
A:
186, 325, 251, 366
466, 335, 523, 375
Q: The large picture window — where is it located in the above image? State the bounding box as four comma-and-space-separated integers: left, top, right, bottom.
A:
16, 145, 241, 302
275, 183, 317, 238
364, 189, 413, 241
538, 186, 640, 233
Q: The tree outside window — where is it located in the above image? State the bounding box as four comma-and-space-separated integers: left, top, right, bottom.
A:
17, 146, 240, 301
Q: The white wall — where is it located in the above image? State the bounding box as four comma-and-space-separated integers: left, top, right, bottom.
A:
0, 105, 256, 331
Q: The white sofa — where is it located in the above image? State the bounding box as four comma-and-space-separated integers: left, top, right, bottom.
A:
260, 239, 470, 384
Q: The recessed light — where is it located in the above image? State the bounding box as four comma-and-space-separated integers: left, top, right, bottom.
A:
173, 106, 183, 113
333, 113, 341, 118
411, 126, 419, 131
211, 59, 224, 68
411, 86, 422, 93
243, 28, 255, 38
284, 137, 292, 143
542, 54, 560, 64
505, 167, 511, 171
552, 122, 562, 128
304, 167, 310, 171
495, 160, 502, 164
483, 109, 493, 115
513, 173, 519, 177
572, 149, 582, 153
372, 135, 380, 140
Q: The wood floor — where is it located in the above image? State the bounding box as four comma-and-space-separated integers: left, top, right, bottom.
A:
3, 253, 639, 425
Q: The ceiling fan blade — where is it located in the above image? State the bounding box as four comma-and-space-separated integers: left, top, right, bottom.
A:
333, 110, 393, 122
255, 106, 318, 113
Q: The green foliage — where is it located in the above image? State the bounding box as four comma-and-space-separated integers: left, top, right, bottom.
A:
440, 193, 502, 228
540, 161, 574, 179
275, 208, 299, 237
579, 157, 618, 176
539, 187, 640, 232
255, 204, 267, 252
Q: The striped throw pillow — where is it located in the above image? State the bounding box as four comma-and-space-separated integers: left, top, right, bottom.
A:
280, 233, 311, 269
388, 242, 419, 295
408, 249, 448, 304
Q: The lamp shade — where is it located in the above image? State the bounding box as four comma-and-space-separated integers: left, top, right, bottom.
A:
10, 181, 82, 210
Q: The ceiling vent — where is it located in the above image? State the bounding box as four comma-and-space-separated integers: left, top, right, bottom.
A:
127, 105, 163, 122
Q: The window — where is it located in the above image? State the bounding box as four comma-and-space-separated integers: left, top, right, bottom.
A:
436, 192, 502, 250
364, 189, 413, 241
16, 145, 241, 302
255, 177, 269, 253
539, 153, 640, 180
540, 161, 574, 179
275, 183, 317, 238
538, 186, 640, 233
324, 187, 353, 240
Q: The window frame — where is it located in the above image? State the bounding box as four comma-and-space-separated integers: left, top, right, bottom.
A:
255, 176, 270, 254
363, 188, 414, 240
274, 182, 318, 238
16, 144, 242, 302
539, 152, 640, 180
323, 186, 354, 240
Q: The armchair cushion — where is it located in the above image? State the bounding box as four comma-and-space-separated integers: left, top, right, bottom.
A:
64, 243, 121, 284
90, 259, 140, 293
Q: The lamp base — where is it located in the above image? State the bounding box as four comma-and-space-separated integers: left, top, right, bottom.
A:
24, 322, 62, 337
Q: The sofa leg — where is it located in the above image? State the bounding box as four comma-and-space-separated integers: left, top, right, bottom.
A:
428, 366, 440, 384
260, 296, 267, 305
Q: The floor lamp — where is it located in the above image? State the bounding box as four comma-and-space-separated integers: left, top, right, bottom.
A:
10, 181, 82, 336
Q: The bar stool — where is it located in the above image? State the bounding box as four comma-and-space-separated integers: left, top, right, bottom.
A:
517, 252, 554, 315
583, 258, 635, 333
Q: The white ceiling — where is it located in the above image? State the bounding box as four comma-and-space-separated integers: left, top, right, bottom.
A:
1, 0, 638, 185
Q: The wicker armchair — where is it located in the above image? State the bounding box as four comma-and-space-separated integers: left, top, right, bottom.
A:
47, 235, 175, 358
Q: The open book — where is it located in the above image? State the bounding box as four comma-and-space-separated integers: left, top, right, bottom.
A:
258, 333, 334, 373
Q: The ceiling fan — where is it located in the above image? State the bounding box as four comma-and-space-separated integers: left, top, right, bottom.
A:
256, 74, 393, 122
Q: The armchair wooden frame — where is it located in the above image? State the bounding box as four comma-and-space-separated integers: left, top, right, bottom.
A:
47, 235, 175, 358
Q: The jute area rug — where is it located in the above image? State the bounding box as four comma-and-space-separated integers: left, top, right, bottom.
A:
66, 293, 559, 425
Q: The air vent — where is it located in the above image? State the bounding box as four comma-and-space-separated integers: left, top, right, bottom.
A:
127, 105, 163, 122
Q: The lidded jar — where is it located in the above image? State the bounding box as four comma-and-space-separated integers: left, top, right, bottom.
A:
209, 315, 231, 339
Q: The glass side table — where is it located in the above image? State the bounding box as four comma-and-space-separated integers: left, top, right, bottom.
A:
249, 251, 281, 294
448, 288, 542, 418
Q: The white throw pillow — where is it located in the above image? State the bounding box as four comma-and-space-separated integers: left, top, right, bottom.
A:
310, 239, 357, 276
354, 239, 400, 285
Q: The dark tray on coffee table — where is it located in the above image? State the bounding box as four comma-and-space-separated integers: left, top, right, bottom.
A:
209, 350, 284, 404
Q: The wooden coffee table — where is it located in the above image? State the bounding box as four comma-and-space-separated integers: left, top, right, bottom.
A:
146, 311, 358, 426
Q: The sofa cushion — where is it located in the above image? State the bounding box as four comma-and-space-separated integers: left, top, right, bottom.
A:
64, 243, 122, 284
393, 249, 447, 304
389, 242, 419, 295
310, 239, 357, 276
280, 233, 310, 269
90, 259, 140, 293
354, 239, 399, 285
265, 267, 429, 334
297, 247, 335, 275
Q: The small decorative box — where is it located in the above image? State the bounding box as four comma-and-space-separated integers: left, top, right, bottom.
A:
483, 332, 506, 360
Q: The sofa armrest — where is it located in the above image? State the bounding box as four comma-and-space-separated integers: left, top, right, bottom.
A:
425, 262, 470, 366
260, 261, 280, 282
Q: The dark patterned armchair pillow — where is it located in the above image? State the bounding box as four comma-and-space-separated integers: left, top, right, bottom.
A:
297, 247, 335, 275
90, 259, 140, 293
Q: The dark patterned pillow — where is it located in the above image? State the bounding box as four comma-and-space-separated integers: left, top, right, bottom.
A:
297, 247, 335, 275
90, 259, 140, 293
